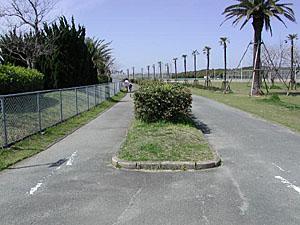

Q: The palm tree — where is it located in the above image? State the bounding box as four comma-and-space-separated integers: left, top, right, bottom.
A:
158, 61, 162, 79
127, 69, 130, 79
85, 37, 114, 82
182, 54, 188, 80
152, 64, 156, 80
223, 0, 295, 96
173, 58, 178, 80
220, 37, 229, 85
147, 65, 150, 79
165, 63, 170, 79
203, 46, 211, 87
192, 50, 199, 80
132, 66, 135, 80
287, 33, 298, 89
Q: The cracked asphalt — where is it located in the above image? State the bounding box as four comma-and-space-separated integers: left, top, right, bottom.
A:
0, 94, 300, 225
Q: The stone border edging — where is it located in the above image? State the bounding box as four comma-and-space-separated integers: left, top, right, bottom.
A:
111, 155, 221, 171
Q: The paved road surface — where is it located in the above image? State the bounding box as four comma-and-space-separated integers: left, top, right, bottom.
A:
0, 94, 300, 225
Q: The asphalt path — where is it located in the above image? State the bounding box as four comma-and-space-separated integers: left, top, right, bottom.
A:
0, 94, 300, 225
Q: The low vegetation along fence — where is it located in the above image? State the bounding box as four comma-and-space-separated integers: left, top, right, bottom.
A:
0, 82, 122, 148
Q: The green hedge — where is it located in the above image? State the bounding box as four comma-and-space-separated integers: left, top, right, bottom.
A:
0, 65, 44, 95
134, 81, 192, 122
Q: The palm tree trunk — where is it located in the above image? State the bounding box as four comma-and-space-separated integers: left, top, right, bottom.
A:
251, 19, 263, 96
224, 44, 227, 82
206, 52, 210, 87
291, 39, 295, 83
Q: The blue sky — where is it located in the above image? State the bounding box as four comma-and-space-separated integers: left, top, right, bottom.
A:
59, 0, 299, 71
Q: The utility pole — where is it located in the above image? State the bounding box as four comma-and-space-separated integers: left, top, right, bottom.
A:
173, 58, 178, 81
192, 50, 199, 80
182, 54, 188, 81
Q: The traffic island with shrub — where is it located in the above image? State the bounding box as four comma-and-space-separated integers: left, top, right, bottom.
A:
113, 81, 221, 171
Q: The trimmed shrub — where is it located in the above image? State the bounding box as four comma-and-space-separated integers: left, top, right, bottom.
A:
0, 65, 44, 95
134, 81, 192, 122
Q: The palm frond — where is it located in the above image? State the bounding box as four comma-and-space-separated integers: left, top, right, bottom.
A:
222, 0, 296, 34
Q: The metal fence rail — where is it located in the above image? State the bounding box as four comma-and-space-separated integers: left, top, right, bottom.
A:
0, 82, 122, 148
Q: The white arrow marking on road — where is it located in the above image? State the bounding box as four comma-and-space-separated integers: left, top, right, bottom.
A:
28, 152, 77, 196
275, 176, 300, 195
66, 152, 77, 166
29, 183, 43, 195
272, 163, 285, 172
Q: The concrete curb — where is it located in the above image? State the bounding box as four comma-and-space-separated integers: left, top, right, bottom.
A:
111, 155, 221, 171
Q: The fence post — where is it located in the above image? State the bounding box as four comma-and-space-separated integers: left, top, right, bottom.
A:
99, 85, 101, 103
75, 88, 78, 115
1, 97, 8, 147
94, 85, 97, 106
107, 84, 110, 99
86, 87, 90, 110
37, 93, 42, 132
60, 90, 63, 122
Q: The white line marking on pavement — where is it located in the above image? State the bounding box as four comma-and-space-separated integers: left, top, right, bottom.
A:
201, 200, 210, 225
275, 176, 300, 195
66, 151, 77, 166
225, 167, 249, 215
272, 163, 285, 172
27, 153, 76, 196
112, 187, 142, 225
29, 183, 43, 195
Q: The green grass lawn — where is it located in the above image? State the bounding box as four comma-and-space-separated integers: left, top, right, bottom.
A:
118, 119, 214, 162
191, 81, 300, 132
0, 91, 126, 171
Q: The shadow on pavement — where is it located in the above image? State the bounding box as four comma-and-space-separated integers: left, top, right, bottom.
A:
190, 115, 211, 134
8, 158, 68, 170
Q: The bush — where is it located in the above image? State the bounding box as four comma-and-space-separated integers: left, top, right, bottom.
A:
134, 81, 192, 122
0, 65, 44, 95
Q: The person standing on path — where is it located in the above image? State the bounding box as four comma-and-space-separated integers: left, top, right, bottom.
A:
124, 79, 130, 92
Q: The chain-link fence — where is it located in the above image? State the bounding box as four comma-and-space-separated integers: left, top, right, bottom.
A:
0, 82, 122, 148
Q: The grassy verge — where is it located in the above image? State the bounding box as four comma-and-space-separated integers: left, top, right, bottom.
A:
118, 119, 214, 162
0, 91, 126, 171
191, 82, 300, 133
